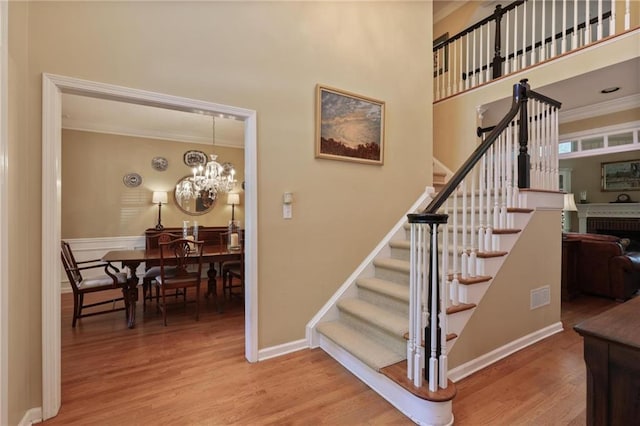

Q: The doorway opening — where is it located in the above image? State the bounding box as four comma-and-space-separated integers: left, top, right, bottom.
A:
42, 73, 258, 420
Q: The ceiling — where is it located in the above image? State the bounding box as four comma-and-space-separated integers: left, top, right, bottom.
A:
482, 57, 640, 124
62, 94, 245, 148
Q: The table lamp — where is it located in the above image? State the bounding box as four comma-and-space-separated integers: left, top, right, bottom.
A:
563, 193, 577, 232
152, 191, 168, 230
227, 193, 240, 221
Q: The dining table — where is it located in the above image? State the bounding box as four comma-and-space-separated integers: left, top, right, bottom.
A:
102, 244, 242, 328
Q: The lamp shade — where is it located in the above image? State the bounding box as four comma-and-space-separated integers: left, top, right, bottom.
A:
563, 193, 578, 212
227, 193, 240, 206
152, 191, 168, 204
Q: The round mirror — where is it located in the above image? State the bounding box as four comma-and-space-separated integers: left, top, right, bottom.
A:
173, 175, 217, 215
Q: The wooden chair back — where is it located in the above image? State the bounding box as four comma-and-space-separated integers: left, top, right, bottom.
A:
158, 238, 205, 283
61, 240, 82, 289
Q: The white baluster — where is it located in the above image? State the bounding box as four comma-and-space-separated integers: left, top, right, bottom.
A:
465, 35, 471, 91
428, 227, 439, 392
522, 1, 528, 69
485, 227, 493, 253
493, 143, 500, 229
625, 0, 630, 30
513, 4, 519, 72
505, 11, 510, 74
610, 0, 616, 36
470, 170, 477, 277
485, 23, 491, 82
585, 0, 591, 44
561, 0, 567, 54
452, 186, 458, 279
472, 30, 477, 87
531, 0, 537, 65
541, 0, 547, 61
597, 0, 603, 40
461, 180, 468, 275
573, 0, 578, 49
550, 0, 556, 58
439, 310, 448, 389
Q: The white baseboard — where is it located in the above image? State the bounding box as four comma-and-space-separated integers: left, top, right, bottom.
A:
19, 407, 42, 425
448, 321, 564, 383
320, 335, 453, 426
257, 338, 308, 361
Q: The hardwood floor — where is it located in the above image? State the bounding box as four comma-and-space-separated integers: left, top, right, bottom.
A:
42, 287, 620, 425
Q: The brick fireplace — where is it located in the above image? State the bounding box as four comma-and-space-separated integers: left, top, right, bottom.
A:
577, 203, 640, 250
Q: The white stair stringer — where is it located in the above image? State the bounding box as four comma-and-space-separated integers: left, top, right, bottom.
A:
306, 189, 550, 425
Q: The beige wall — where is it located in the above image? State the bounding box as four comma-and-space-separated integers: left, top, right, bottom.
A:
9, 1, 433, 419
434, 32, 640, 171
7, 1, 42, 424
560, 151, 640, 231
62, 129, 245, 238
560, 107, 640, 135
559, 107, 640, 231
449, 210, 562, 368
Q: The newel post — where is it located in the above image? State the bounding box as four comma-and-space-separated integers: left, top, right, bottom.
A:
516, 79, 530, 189
492, 4, 505, 79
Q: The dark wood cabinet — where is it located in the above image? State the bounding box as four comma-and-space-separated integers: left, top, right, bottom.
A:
561, 237, 580, 301
574, 297, 640, 425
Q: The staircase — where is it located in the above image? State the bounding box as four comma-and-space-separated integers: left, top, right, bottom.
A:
311, 192, 538, 424
306, 80, 563, 425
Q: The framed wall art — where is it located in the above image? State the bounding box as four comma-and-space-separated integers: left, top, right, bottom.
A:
601, 159, 640, 191
315, 85, 385, 165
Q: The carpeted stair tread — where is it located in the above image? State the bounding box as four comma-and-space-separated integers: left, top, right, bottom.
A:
317, 321, 405, 371
373, 257, 410, 274
337, 298, 407, 337
356, 277, 409, 303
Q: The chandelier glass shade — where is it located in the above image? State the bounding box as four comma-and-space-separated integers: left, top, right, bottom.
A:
175, 116, 237, 204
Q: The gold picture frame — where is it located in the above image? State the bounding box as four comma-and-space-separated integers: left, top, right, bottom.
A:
315, 85, 385, 165
601, 159, 640, 191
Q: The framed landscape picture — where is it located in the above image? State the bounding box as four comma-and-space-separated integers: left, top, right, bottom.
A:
315, 85, 385, 165
601, 159, 640, 191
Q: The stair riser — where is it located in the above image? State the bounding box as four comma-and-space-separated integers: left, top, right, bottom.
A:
455, 281, 490, 305
390, 246, 410, 262
338, 310, 407, 357
358, 287, 409, 316
375, 267, 410, 286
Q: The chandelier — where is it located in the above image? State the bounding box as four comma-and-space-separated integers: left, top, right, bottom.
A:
175, 115, 236, 203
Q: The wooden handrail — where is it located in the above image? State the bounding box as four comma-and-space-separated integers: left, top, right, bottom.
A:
409, 78, 561, 222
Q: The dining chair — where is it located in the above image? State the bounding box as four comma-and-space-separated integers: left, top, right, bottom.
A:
155, 238, 204, 326
142, 231, 182, 311
219, 231, 245, 299
60, 240, 130, 327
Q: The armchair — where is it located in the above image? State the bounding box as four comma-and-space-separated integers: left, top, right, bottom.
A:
60, 240, 129, 327
563, 233, 640, 300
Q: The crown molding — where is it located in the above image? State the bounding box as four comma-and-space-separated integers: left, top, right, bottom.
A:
62, 119, 242, 149
560, 94, 640, 124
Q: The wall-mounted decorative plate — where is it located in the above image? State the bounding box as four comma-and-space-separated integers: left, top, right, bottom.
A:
123, 172, 142, 188
183, 150, 208, 167
151, 156, 169, 171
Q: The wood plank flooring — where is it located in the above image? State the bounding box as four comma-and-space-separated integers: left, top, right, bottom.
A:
41, 287, 620, 425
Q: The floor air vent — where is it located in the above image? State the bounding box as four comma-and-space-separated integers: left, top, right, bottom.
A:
530, 286, 551, 310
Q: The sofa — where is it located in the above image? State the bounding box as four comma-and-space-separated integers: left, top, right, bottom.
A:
563, 233, 640, 301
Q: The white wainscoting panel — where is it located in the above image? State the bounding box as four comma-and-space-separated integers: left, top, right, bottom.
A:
60, 236, 146, 293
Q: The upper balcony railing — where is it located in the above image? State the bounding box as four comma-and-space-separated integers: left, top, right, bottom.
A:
433, 0, 634, 101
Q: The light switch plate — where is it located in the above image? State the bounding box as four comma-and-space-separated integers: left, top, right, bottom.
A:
283, 204, 292, 219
